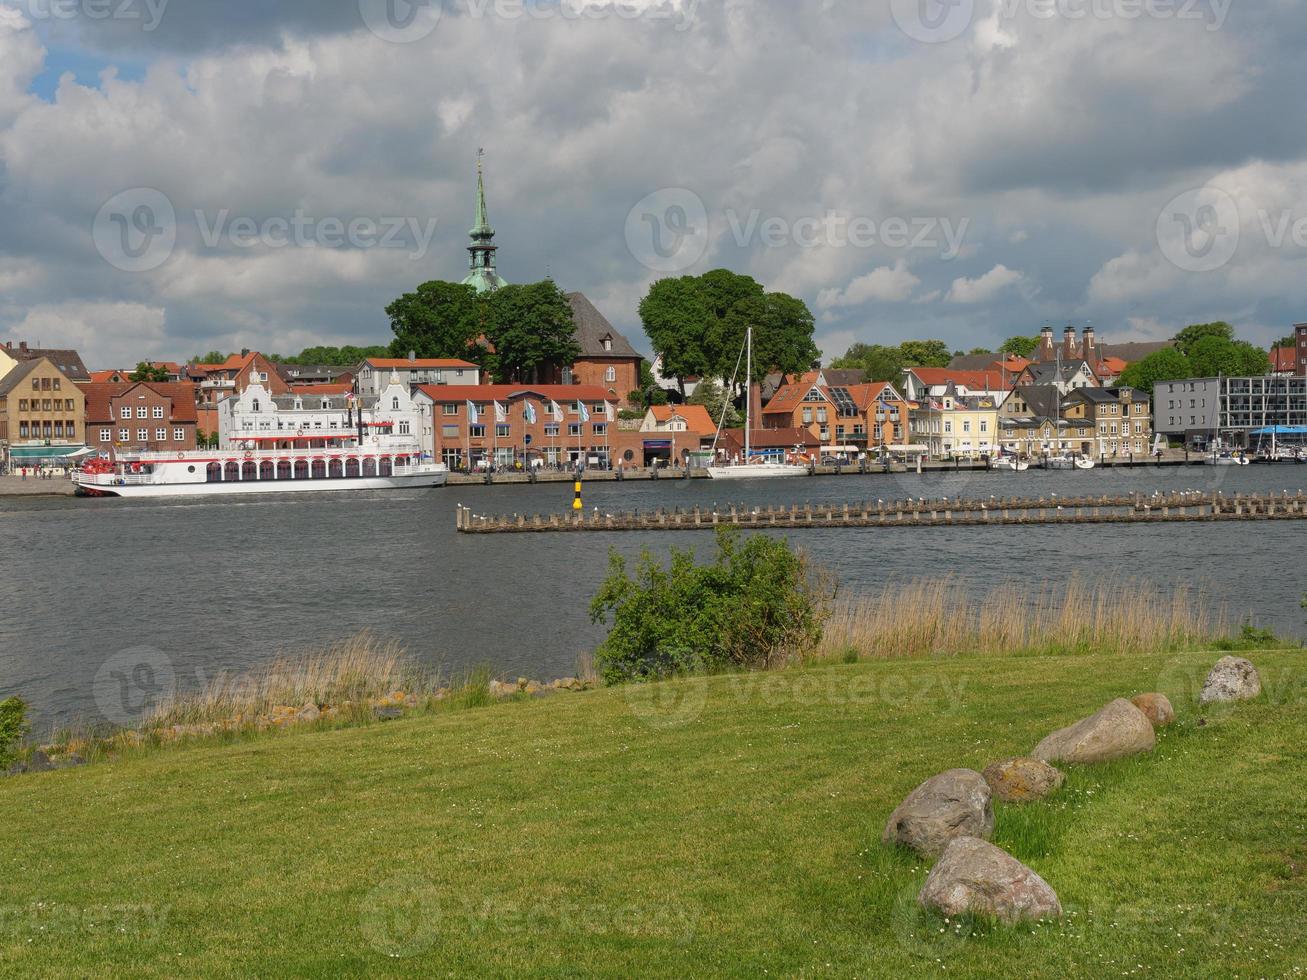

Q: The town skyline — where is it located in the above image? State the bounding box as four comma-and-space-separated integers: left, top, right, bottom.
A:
3, 4, 1307, 370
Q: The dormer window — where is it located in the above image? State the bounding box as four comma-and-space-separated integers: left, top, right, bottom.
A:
603, 336, 613, 352
294, 399, 303, 410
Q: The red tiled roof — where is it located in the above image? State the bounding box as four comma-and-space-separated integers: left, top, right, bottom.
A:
907, 368, 1015, 390
80, 382, 199, 425
1270, 347, 1297, 372
414, 384, 614, 403
647, 404, 717, 435
762, 381, 825, 414
365, 358, 479, 370
89, 369, 132, 383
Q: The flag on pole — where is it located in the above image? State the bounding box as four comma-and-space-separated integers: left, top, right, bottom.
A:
550, 400, 563, 421
466, 400, 480, 424
524, 401, 538, 425
605, 400, 614, 422
494, 401, 507, 424
578, 400, 590, 423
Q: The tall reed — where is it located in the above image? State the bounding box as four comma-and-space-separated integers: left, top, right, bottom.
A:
815, 575, 1230, 661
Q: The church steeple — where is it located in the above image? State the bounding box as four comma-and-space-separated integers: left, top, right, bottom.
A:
462, 149, 507, 294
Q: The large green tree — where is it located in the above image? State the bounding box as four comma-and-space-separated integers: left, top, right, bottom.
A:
830, 343, 907, 383
481, 280, 581, 384
1172, 321, 1234, 357
897, 339, 953, 368
1185, 336, 1269, 378
282, 345, 389, 366
687, 379, 740, 428
999, 335, 1039, 358
129, 362, 170, 382
638, 270, 818, 392
385, 280, 483, 363
1118, 349, 1192, 394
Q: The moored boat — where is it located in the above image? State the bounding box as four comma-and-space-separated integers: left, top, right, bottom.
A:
75, 444, 447, 498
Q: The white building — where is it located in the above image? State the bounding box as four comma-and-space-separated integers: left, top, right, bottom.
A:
219, 373, 429, 456
355, 356, 481, 399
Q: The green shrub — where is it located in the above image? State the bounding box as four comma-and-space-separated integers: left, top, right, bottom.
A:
0, 697, 30, 769
589, 528, 828, 683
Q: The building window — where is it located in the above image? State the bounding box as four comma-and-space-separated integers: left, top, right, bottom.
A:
443, 403, 459, 416
441, 424, 459, 439
605, 366, 616, 383
153, 406, 164, 419
399, 421, 411, 435
119, 428, 129, 441
568, 423, 582, 436
545, 424, 560, 437
155, 427, 166, 441
469, 425, 486, 438
593, 424, 608, 436
496, 424, 510, 438
137, 428, 148, 441
121, 406, 131, 420
136, 406, 148, 419
100, 428, 111, 441
52, 378, 60, 390
392, 397, 401, 410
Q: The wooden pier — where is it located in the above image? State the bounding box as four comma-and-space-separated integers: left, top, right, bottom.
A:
454, 491, 1307, 534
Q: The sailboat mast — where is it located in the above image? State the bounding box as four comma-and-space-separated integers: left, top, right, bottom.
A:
744, 327, 752, 460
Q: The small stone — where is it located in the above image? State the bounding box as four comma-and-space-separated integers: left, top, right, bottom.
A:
882, 769, 995, 857
919, 837, 1061, 925
1199, 656, 1262, 705
1033, 698, 1155, 765
981, 758, 1065, 803
1130, 693, 1176, 727
296, 702, 321, 722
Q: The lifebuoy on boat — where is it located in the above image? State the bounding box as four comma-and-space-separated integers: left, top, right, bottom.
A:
244, 450, 254, 460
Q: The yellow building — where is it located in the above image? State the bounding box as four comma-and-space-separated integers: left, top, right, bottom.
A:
1062, 387, 1153, 456
0, 357, 88, 470
909, 391, 1001, 460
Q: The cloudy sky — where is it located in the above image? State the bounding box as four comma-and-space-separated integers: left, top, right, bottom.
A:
1, 0, 1306, 369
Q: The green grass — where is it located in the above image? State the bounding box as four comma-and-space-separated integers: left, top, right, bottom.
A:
2, 649, 1305, 978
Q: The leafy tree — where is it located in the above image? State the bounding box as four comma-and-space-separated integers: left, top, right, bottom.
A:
190, 351, 232, 365
999, 335, 1039, 358
687, 379, 740, 428
628, 361, 669, 409
129, 362, 170, 382
967, 347, 992, 355
897, 339, 952, 368
1118, 349, 1192, 394
481, 280, 581, 384
1273, 334, 1297, 349
638, 276, 714, 396
714, 291, 820, 384
283, 345, 389, 366
1187, 336, 1270, 378
1172, 321, 1234, 357
385, 280, 483, 364
831, 343, 907, 383
589, 528, 827, 682
0, 697, 28, 770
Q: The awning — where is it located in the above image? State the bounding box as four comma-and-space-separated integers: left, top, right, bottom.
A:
7, 444, 89, 460
1251, 426, 1307, 435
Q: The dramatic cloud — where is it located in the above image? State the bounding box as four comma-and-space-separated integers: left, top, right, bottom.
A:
1, 0, 1306, 368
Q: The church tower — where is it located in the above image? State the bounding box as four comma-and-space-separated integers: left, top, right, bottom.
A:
461, 150, 507, 294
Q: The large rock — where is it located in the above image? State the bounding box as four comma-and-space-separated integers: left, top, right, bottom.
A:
918, 837, 1062, 925
1032, 698, 1155, 765
981, 758, 1065, 803
1130, 692, 1175, 727
1199, 657, 1262, 705
882, 769, 995, 857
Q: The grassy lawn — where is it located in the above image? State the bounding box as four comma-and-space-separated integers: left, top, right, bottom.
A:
1, 649, 1305, 978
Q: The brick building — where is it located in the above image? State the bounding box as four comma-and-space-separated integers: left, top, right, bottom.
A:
414, 384, 624, 469
81, 381, 199, 454
761, 379, 912, 454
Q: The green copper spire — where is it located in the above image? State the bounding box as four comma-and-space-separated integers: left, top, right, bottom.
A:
462, 149, 506, 293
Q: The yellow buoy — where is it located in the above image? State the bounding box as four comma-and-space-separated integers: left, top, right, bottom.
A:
572, 480, 583, 511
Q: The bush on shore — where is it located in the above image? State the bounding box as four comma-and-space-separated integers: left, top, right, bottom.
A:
589, 528, 829, 682
0, 697, 29, 769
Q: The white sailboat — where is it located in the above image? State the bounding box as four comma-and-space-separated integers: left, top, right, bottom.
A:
707, 327, 808, 480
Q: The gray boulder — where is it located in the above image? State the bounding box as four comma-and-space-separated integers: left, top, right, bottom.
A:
918, 836, 1061, 925
982, 758, 1065, 803
1032, 698, 1155, 764
882, 769, 994, 857
1200, 657, 1262, 705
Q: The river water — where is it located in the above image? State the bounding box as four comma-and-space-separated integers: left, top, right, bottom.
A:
1, 463, 1304, 728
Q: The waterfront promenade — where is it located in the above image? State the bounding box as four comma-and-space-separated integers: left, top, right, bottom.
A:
0, 474, 75, 497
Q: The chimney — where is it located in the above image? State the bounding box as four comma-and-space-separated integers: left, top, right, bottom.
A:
1038, 325, 1055, 362
241, 348, 250, 357
1082, 325, 1096, 364
1062, 325, 1078, 362
19, 341, 28, 352
408, 350, 417, 362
